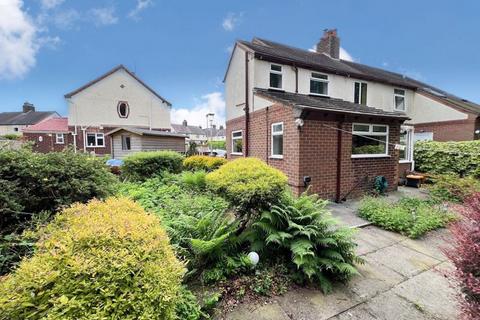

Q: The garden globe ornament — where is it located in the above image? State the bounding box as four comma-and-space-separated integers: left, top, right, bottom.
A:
248, 251, 259, 266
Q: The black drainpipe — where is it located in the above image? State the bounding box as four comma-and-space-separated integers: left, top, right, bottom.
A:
294, 65, 299, 93
266, 106, 269, 164
335, 117, 344, 203
244, 51, 250, 157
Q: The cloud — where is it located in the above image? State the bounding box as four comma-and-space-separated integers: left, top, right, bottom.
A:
52, 8, 80, 30
0, 0, 38, 79
128, 0, 153, 20
90, 7, 118, 26
171, 92, 226, 127
40, 0, 64, 10
225, 44, 234, 53
339, 47, 354, 62
222, 12, 243, 31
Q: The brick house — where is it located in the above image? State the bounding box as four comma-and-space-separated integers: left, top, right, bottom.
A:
0, 102, 58, 136
224, 30, 479, 200
23, 65, 182, 156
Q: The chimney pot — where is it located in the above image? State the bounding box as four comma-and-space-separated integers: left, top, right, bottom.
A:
316, 29, 340, 59
182, 120, 187, 126
23, 102, 35, 113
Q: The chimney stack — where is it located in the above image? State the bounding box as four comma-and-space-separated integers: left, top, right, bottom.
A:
23, 102, 35, 113
182, 120, 187, 126
316, 29, 340, 59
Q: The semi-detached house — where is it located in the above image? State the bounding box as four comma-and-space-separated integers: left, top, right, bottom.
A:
224, 29, 480, 201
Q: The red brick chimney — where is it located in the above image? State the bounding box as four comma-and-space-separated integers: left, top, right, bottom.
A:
316, 29, 340, 59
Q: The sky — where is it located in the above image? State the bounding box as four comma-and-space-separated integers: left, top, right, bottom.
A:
1, 0, 479, 126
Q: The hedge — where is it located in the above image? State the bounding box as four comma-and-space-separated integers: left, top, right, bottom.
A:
122, 150, 184, 181
414, 140, 480, 177
183, 155, 226, 172
0, 198, 184, 320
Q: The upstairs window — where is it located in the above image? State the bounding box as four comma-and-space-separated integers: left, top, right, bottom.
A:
354, 82, 368, 105
310, 73, 329, 96
117, 101, 129, 118
269, 64, 283, 89
121, 135, 131, 150
271, 122, 284, 158
55, 133, 64, 144
231, 130, 243, 154
394, 89, 406, 111
352, 123, 389, 157
86, 133, 105, 148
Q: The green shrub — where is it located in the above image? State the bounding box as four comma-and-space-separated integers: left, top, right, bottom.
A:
122, 150, 184, 181
205, 158, 288, 211
208, 141, 226, 150
175, 287, 203, 320
414, 140, 480, 177
183, 155, 226, 172
428, 175, 480, 203
1, 134, 20, 140
358, 196, 456, 238
247, 192, 361, 293
0, 198, 184, 320
181, 170, 207, 190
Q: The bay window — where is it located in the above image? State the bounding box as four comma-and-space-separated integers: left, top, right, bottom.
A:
231, 130, 243, 154
310, 73, 329, 96
352, 123, 389, 157
271, 122, 284, 158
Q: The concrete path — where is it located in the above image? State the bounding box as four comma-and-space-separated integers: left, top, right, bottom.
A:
221, 187, 459, 320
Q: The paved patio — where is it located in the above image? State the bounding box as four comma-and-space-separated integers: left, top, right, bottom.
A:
220, 187, 459, 320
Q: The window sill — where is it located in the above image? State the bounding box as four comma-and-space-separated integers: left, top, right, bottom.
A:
399, 160, 413, 163
268, 87, 285, 92
351, 154, 390, 159
55, 143, 64, 145
230, 152, 243, 156
269, 155, 284, 159
309, 93, 329, 97
86, 146, 105, 148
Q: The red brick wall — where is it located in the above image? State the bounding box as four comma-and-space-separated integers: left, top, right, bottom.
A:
226, 105, 402, 201
23, 132, 73, 153
413, 114, 478, 142
69, 126, 115, 156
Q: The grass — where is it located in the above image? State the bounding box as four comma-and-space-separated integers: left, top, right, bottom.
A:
358, 196, 456, 238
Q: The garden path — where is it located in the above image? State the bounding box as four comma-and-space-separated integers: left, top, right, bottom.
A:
220, 187, 459, 320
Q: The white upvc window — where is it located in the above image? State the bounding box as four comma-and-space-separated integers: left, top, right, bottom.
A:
310, 72, 329, 96
269, 64, 283, 89
354, 81, 368, 105
394, 89, 406, 111
399, 126, 414, 163
271, 122, 284, 158
231, 130, 243, 154
351, 123, 389, 158
55, 133, 64, 144
86, 133, 105, 148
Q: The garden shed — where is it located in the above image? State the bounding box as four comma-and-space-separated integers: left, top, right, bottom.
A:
106, 127, 186, 159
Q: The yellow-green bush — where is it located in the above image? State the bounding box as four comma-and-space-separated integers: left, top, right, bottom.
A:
205, 158, 288, 210
183, 155, 226, 172
0, 198, 184, 320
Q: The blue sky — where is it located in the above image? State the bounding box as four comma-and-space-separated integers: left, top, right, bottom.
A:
1, 0, 479, 125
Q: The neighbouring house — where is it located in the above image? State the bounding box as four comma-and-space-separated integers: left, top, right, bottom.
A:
0, 102, 59, 136
224, 29, 479, 200
23, 65, 184, 156
106, 127, 186, 159
172, 120, 226, 153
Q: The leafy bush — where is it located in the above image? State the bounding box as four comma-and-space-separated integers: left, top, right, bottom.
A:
358, 196, 456, 238
175, 287, 204, 320
0, 149, 118, 233
206, 158, 288, 211
0, 198, 184, 320
1, 134, 20, 140
183, 155, 226, 172
414, 140, 480, 177
444, 193, 480, 319
429, 175, 480, 203
247, 192, 360, 293
208, 141, 226, 150
181, 170, 207, 190
122, 150, 184, 181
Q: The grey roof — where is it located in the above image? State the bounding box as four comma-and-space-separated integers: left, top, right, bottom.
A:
254, 88, 409, 119
237, 38, 480, 115
171, 123, 207, 135
0, 111, 58, 125
106, 127, 186, 138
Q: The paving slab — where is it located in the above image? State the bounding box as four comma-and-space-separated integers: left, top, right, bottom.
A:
392, 262, 459, 320
354, 226, 402, 252
365, 243, 441, 278
328, 203, 369, 227
223, 301, 290, 320
399, 228, 451, 262
276, 286, 363, 320
361, 291, 434, 320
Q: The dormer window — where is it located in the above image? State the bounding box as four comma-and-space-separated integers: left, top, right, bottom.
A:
394, 89, 406, 111
117, 101, 129, 118
310, 73, 329, 96
269, 64, 283, 89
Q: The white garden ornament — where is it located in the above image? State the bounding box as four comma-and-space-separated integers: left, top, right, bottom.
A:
248, 251, 259, 266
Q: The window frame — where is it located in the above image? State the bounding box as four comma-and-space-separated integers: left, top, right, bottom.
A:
393, 89, 406, 111
309, 72, 329, 96
121, 135, 131, 151
269, 64, 283, 90
399, 125, 414, 163
117, 101, 130, 118
351, 123, 389, 158
86, 132, 105, 148
55, 133, 64, 144
354, 81, 368, 105
231, 130, 243, 155
270, 122, 284, 159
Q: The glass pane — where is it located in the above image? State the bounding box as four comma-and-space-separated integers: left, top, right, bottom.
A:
233, 138, 243, 153
310, 79, 328, 95
352, 135, 387, 155
361, 83, 367, 105
272, 123, 283, 133
97, 137, 104, 146
395, 96, 405, 110
87, 134, 96, 146
272, 135, 283, 156
394, 89, 405, 95
373, 125, 387, 133
354, 82, 360, 103
271, 64, 282, 72
399, 131, 407, 160
270, 73, 282, 88
232, 131, 242, 138
353, 124, 369, 132
312, 73, 328, 80
126, 137, 131, 150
